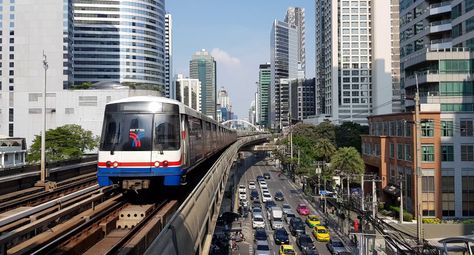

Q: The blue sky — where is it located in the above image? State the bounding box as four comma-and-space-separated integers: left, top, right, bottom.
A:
166, 1, 315, 119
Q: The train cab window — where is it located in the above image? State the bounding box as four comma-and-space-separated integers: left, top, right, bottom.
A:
153, 114, 180, 150
101, 113, 152, 151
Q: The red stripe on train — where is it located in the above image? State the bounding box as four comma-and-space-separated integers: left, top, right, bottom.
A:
98, 160, 181, 167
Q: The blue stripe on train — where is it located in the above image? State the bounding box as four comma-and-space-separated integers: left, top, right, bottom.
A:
97, 166, 185, 186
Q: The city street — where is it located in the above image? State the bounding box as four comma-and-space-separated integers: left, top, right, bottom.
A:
230, 154, 354, 255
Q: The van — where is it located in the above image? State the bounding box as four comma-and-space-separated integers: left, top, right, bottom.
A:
270, 206, 284, 229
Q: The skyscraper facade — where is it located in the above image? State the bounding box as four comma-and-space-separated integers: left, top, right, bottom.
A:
285, 7, 306, 74
174, 74, 201, 112
190, 49, 217, 119
270, 20, 298, 129
314, 0, 400, 125
73, 0, 166, 89
164, 13, 173, 98
258, 63, 271, 128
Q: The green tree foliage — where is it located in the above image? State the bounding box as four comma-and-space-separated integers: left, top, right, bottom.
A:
72, 82, 93, 89
335, 122, 369, 152
330, 147, 365, 175
27, 124, 98, 163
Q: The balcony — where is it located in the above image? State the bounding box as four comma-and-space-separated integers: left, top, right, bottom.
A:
430, 38, 452, 49
404, 70, 473, 88
429, 2, 451, 16
429, 20, 452, 33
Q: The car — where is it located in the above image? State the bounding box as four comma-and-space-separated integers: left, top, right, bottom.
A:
302, 249, 320, 255
313, 226, 330, 242
306, 215, 321, 227
297, 234, 316, 252
265, 200, 277, 211
257, 175, 265, 181
254, 228, 268, 242
253, 213, 265, 228
239, 191, 247, 200
259, 181, 268, 188
263, 172, 271, 179
282, 203, 292, 215
262, 193, 272, 202
274, 191, 284, 201
252, 199, 262, 208
284, 211, 296, 223
273, 228, 290, 245
238, 185, 246, 193
255, 240, 271, 255
289, 217, 306, 236
252, 206, 262, 215
249, 181, 257, 190
279, 244, 296, 255
326, 238, 347, 254
261, 188, 269, 194
240, 198, 249, 207
297, 203, 310, 216
250, 190, 259, 201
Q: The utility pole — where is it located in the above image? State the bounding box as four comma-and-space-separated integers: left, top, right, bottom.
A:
415, 73, 423, 245
399, 176, 404, 224
361, 174, 365, 211
372, 178, 376, 219
40, 51, 48, 186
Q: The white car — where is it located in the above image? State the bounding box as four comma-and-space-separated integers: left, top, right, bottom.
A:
239, 191, 247, 200
259, 182, 268, 189
262, 193, 272, 202
252, 213, 265, 228
238, 185, 246, 193
248, 181, 256, 190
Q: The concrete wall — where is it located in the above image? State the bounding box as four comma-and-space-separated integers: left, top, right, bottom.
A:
425, 224, 474, 239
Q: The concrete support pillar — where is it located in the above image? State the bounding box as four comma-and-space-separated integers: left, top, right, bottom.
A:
0, 153, 4, 168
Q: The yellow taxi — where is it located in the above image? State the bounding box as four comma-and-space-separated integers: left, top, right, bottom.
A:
306, 215, 321, 227
279, 244, 296, 255
312, 225, 330, 242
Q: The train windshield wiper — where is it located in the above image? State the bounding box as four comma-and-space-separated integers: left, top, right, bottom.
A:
110, 123, 121, 155
156, 144, 164, 155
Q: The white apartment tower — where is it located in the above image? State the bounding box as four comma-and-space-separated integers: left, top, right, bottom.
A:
174, 74, 201, 112
165, 13, 173, 98
285, 7, 306, 75
314, 0, 400, 125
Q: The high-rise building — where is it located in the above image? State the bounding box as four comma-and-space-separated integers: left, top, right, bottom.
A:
290, 78, 316, 121
270, 20, 298, 129
0, 0, 74, 137
164, 13, 173, 98
314, 0, 400, 125
190, 49, 217, 119
258, 63, 271, 128
217, 87, 232, 121
174, 74, 201, 112
285, 7, 306, 74
73, 0, 166, 89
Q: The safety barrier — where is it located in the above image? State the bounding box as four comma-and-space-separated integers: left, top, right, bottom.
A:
144, 134, 270, 255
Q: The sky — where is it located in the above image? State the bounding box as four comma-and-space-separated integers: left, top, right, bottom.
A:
166, 0, 315, 119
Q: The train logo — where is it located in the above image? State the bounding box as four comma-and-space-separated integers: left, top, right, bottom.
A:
129, 129, 145, 148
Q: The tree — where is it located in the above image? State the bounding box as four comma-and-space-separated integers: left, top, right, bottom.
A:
330, 147, 365, 176
28, 124, 99, 163
335, 122, 369, 152
72, 82, 93, 89
315, 138, 337, 179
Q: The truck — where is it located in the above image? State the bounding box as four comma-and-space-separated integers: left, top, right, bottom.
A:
270, 206, 284, 229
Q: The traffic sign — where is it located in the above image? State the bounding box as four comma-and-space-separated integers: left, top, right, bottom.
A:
319, 190, 328, 195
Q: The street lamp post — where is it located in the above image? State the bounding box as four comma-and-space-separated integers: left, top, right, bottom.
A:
40, 52, 48, 185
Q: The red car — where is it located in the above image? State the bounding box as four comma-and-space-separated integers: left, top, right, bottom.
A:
296, 203, 310, 215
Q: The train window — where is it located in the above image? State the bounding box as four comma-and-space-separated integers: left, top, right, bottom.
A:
100, 113, 152, 151
189, 117, 202, 140
153, 114, 180, 150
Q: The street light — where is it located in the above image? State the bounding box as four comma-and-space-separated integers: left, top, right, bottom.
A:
40, 51, 48, 185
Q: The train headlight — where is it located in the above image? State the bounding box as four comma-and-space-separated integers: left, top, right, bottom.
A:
162, 160, 169, 167
113, 161, 119, 168
154, 161, 160, 167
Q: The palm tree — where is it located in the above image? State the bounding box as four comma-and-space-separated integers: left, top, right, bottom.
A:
315, 138, 336, 163
330, 147, 365, 175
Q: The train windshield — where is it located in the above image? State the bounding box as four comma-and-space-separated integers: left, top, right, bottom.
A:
153, 114, 180, 150
101, 113, 153, 151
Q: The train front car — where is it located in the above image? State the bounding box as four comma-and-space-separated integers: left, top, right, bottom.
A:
97, 97, 184, 191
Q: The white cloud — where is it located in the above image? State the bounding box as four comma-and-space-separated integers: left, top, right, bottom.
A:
210, 48, 241, 67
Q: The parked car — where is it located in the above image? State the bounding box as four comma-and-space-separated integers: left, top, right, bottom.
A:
253, 213, 265, 229
326, 238, 347, 254
254, 228, 268, 242
297, 234, 316, 252
312, 226, 330, 242
255, 240, 271, 255
274, 191, 284, 201
282, 203, 292, 215
306, 215, 321, 227
238, 185, 246, 193
274, 228, 290, 245
248, 181, 256, 190
289, 217, 306, 236
279, 244, 296, 255
263, 172, 271, 179
297, 203, 310, 216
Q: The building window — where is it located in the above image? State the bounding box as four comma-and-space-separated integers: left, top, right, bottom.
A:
405, 121, 412, 137
422, 175, 436, 217
461, 144, 474, 161
441, 120, 454, 136
8, 123, 13, 137
441, 145, 454, 162
422, 145, 435, 162
8, 108, 13, 122
442, 176, 455, 217
463, 176, 474, 216
390, 143, 395, 158
397, 144, 403, 160
404, 144, 411, 161
461, 119, 473, 136
421, 120, 434, 137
